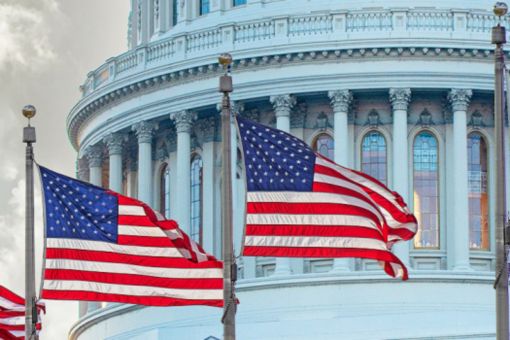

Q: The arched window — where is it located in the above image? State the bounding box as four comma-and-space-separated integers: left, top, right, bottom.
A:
190, 155, 203, 244
361, 131, 387, 185
159, 163, 170, 218
468, 133, 489, 250
413, 131, 439, 249
313, 133, 334, 160
200, 0, 210, 15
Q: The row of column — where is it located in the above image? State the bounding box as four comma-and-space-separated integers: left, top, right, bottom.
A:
267, 88, 473, 275
79, 88, 475, 315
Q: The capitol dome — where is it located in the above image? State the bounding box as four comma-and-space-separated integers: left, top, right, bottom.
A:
68, 0, 504, 339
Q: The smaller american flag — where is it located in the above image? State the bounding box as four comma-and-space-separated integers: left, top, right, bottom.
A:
39, 166, 223, 307
237, 116, 417, 279
0, 285, 44, 340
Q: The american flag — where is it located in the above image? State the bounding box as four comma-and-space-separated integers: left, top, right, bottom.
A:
236, 116, 417, 279
0, 285, 44, 339
39, 166, 223, 307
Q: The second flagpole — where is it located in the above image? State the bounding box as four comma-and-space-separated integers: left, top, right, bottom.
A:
219, 54, 237, 340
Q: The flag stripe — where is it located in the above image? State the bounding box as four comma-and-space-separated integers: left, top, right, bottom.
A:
244, 235, 389, 250
44, 270, 223, 289
245, 225, 384, 240
43, 280, 223, 301
45, 259, 222, 279
0, 285, 44, 339
41, 290, 222, 308
46, 238, 190, 259
247, 213, 379, 230
45, 248, 220, 269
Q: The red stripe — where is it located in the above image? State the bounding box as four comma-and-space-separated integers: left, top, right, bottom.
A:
0, 287, 24, 306
315, 164, 417, 227
0, 323, 41, 331
44, 270, 222, 289
243, 246, 407, 280
41, 290, 223, 307
246, 202, 384, 230
0, 328, 18, 340
0, 311, 23, 318
118, 215, 154, 226
117, 235, 175, 247
245, 225, 384, 240
46, 248, 222, 269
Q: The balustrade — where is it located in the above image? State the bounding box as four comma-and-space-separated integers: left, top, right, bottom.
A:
80, 8, 500, 97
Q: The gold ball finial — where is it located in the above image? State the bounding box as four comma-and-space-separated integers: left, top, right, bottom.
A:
22, 105, 36, 119
218, 53, 233, 67
494, 2, 508, 17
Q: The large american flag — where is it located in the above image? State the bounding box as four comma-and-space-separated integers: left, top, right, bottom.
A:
0, 285, 44, 339
237, 116, 417, 279
39, 166, 223, 307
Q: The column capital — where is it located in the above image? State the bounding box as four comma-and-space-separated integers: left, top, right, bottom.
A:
448, 88, 473, 112
270, 94, 296, 118
328, 90, 352, 113
83, 144, 104, 168
132, 121, 158, 143
170, 110, 196, 133
103, 132, 125, 155
389, 88, 412, 111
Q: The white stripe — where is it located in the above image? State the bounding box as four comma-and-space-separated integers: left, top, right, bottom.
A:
46, 238, 191, 259
0, 316, 23, 325
314, 171, 410, 231
119, 225, 166, 237
8, 330, 24, 337
316, 157, 408, 214
0, 296, 22, 311
245, 235, 388, 251
247, 191, 385, 224
46, 259, 222, 279
246, 213, 381, 232
43, 280, 223, 301
118, 205, 146, 216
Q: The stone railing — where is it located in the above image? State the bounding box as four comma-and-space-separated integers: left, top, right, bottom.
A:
79, 8, 507, 96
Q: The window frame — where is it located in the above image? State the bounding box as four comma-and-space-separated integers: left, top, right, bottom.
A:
190, 154, 204, 245
360, 130, 388, 185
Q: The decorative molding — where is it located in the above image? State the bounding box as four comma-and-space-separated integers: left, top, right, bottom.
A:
389, 88, 411, 111
365, 109, 382, 128
83, 144, 104, 168
231, 101, 245, 116
314, 111, 331, 130
328, 90, 352, 113
154, 146, 169, 161
243, 108, 260, 122
170, 110, 196, 133
468, 110, 485, 129
68, 45, 498, 150
270, 94, 296, 118
77, 157, 89, 181
103, 132, 125, 156
417, 108, 434, 127
448, 88, 473, 112
291, 100, 308, 128
132, 121, 158, 143
195, 116, 219, 143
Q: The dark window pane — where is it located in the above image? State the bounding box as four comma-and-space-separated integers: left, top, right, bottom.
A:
190, 156, 203, 244
200, 0, 210, 15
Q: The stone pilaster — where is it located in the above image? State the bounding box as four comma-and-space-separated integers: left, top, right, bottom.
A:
132, 121, 158, 205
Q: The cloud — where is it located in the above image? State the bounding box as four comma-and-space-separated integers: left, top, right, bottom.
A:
0, 1, 58, 72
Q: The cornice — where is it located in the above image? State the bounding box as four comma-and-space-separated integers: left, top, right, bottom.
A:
67, 45, 499, 151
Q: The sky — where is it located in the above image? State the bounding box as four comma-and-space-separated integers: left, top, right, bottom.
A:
0, 0, 130, 338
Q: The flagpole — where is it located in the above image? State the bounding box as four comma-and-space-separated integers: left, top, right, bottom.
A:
493, 3, 510, 339
22, 105, 38, 340
219, 54, 236, 340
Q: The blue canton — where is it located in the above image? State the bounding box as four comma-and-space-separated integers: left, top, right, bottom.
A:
40, 166, 118, 243
236, 116, 315, 192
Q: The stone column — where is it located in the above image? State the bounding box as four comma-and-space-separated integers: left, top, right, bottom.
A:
170, 110, 195, 234
329, 89, 353, 272
389, 88, 412, 267
103, 133, 124, 193
448, 88, 473, 271
270, 94, 296, 276
132, 121, 157, 206
76, 159, 90, 317
83, 144, 103, 313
